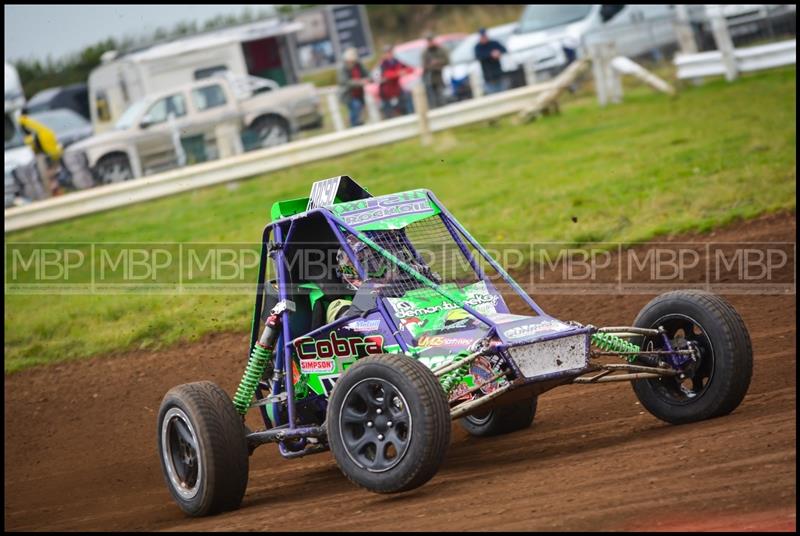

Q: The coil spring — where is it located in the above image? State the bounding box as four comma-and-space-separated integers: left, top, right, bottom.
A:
591, 332, 640, 363
232, 344, 273, 415
440, 357, 472, 394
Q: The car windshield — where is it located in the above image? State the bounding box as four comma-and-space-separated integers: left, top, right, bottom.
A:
393, 45, 425, 68
518, 5, 593, 33
114, 99, 148, 130
29, 109, 88, 135
5, 113, 26, 150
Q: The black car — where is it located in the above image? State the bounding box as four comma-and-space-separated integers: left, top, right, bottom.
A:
26, 83, 91, 122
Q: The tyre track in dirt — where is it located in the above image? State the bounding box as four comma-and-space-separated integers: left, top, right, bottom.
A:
4, 211, 796, 531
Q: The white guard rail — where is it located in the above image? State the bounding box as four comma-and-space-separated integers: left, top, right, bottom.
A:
5, 80, 555, 233
675, 39, 796, 79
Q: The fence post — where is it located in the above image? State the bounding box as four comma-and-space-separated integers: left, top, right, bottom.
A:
675, 5, 699, 54
706, 4, 738, 81
365, 95, 381, 123
603, 42, 623, 104
411, 83, 433, 146
325, 91, 345, 131
470, 72, 484, 99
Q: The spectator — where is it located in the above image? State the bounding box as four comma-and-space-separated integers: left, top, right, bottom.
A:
378, 44, 414, 119
474, 28, 508, 95
337, 47, 369, 127
18, 108, 64, 197
422, 32, 450, 108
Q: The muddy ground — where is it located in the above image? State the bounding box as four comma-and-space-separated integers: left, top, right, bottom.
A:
4, 211, 796, 531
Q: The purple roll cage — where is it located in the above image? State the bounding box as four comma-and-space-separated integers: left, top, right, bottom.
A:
247, 189, 598, 454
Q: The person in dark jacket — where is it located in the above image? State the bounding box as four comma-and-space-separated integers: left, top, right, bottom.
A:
474, 28, 508, 95
337, 47, 369, 127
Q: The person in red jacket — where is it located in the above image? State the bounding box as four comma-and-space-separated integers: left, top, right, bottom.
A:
378, 45, 414, 119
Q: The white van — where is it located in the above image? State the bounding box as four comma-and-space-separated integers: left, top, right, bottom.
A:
506, 5, 678, 72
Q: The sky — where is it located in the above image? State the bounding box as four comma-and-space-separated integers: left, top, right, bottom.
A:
4, 4, 278, 63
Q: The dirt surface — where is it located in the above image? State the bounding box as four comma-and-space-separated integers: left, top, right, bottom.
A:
5, 212, 796, 532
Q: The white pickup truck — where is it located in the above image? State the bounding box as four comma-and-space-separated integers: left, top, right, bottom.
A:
63, 75, 321, 185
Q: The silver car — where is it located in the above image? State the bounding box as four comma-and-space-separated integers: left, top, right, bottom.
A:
63, 75, 321, 185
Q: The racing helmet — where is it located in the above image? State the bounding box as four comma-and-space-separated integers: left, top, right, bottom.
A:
336, 234, 392, 291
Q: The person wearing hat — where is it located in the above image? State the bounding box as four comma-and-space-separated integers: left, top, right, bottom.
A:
422, 32, 450, 109
337, 47, 370, 127
474, 27, 509, 95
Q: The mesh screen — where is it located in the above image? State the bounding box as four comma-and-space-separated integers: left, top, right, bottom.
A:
338, 214, 517, 313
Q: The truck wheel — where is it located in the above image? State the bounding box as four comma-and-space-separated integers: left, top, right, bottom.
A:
95, 154, 133, 184
631, 290, 753, 425
459, 397, 538, 437
157, 381, 249, 516
250, 116, 290, 149
327, 354, 451, 494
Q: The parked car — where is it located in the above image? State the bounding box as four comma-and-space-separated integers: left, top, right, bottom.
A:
26, 83, 91, 122
62, 75, 321, 185
27, 108, 93, 148
506, 5, 678, 74
4, 113, 35, 208
364, 33, 467, 103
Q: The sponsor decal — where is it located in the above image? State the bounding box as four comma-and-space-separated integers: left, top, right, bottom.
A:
300, 359, 335, 373
471, 357, 499, 394
448, 382, 472, 402
345, 318, 381, 332
390, 291, 499, 320
294, 332, 384, 361
332, 191, 433, 226
418, 335, 477, 347
503, 319, 572, 340
399, 316, 424, 331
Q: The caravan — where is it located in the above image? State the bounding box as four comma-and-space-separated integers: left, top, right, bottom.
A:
89, 18, 305, 133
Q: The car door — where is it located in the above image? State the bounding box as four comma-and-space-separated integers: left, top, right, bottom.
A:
183, 83, 241, 162
135, 92, 190, 174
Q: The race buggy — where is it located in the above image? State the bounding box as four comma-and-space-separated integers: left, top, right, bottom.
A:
157, 177, 753, 516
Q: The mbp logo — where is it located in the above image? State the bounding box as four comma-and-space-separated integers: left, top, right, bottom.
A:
623, 243, 704, 288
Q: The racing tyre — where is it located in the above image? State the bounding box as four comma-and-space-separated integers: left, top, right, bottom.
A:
327, 354, 451, 493
459, 397, 538, 437
95, 154, 133, 184
157, 381, 249, 516
631, 290, 753, 425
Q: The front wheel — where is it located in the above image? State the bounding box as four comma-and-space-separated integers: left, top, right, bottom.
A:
459, 397, 538, 437
157, 381, 249, 516
327, 354, 451, 494
631, 290, 753, 424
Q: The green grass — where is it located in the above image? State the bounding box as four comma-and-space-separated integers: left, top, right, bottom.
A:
4, 67, 796, 373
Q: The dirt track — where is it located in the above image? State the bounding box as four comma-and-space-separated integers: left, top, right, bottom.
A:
4, 212, 796, 532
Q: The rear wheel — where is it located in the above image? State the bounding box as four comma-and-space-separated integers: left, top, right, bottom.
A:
249, 116, 290, 149
327, 354, 451, 494
157, 381, 249, 516
95, 154, 133, 184
631, 290, 753, 424
459, 398, 538, 437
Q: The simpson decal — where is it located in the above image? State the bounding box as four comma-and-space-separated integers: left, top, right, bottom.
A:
299, 359, 335, 373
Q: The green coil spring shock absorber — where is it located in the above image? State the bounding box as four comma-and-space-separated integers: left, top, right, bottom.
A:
232, 305, 284, 415
591, 332, 640, 363
233, 343, 274, 415
440, 355, 472, 394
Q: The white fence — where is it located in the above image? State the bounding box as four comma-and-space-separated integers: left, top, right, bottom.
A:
675, 38, 796, 79
4, 79, 556, 232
